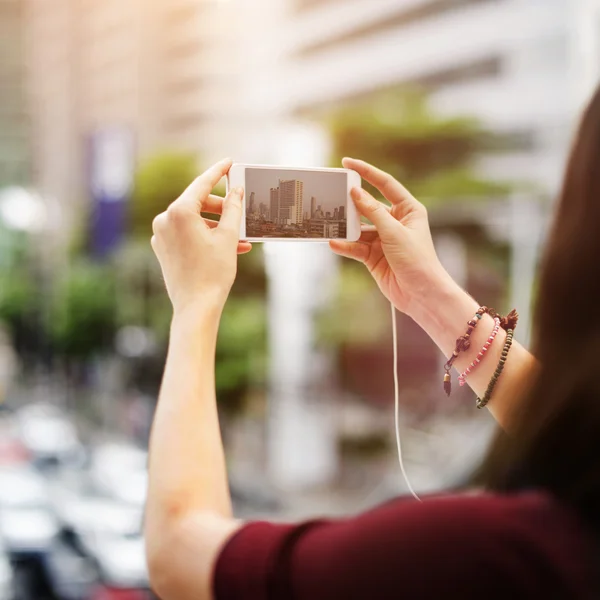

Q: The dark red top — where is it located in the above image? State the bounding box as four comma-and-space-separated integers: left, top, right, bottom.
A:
214, 492, 598, 599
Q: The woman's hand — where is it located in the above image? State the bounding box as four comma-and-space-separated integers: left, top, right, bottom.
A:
151, 159, 251, 316
330, 158, 449, 317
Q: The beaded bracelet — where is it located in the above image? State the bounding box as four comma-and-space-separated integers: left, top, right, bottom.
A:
458, 317, 501, 386
443, 306, 519, 397
476, 329, 514, 409
443, 306, 489, 396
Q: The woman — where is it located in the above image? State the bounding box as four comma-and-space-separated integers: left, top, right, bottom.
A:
144, 87, 600, 599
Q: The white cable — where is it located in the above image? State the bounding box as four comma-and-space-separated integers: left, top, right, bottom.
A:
391, 302, 421, 502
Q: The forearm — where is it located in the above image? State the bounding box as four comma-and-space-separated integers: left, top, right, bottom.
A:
407, 271, 538, 429
146, 304, 232, 546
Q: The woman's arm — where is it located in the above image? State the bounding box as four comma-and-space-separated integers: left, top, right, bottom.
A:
145, 160, 246, 600
408, 270, 538, 428
331, 158, 538, 429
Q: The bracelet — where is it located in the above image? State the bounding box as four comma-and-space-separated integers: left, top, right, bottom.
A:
443, 306, 519, 397
458, 317, 501, 386
443, 306, 489, 396
476, 329, 514, 409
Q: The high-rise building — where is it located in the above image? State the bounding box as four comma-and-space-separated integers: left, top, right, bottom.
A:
269, 187, 279, 222
338, 205, 345, 220
259, 202, 267, 217
248, 191, 256, 214
0, 0, 29, 187
310, 196, 316, 218
325, 211, 331, 220
333, 207, 339, 220
279, 179, 303, 224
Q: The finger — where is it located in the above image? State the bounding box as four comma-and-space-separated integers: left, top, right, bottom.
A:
218, 187, 244, 234
155, 218, 250, 253
351, 187, 401, 243
342, 157, 421, 214
329, 239, 370, 263
172, 158, 233, 214
358, 229, 379, 243
201, 194, 227, 215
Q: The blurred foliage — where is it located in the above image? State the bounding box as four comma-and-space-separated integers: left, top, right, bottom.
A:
329, 87, 515, 203
215, 248, 268, 414
216, 296, 267, 414
316, 261, 389, 348
338, 431, 391, 458
0, 269, 37, 328
113, 241, 172, 344
130, 152, 198, 238
50, 261, 117, 359
0, 268, 40, 360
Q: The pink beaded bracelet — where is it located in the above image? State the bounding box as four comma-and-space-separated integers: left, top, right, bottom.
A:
458, 317, 501, 386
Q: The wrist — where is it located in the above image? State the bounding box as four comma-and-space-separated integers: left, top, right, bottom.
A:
406, 269, 479, 356
171, 299, 223, 335
405, 266, 463, 320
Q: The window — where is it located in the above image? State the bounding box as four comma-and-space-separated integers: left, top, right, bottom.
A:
295, 56, 504, 117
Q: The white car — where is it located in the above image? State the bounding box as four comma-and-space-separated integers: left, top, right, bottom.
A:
0, 466, 58, 554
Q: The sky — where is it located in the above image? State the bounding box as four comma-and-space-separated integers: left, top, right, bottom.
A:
245, 168, 347, 215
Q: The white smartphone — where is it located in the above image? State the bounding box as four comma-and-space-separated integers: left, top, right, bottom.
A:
227, 163, 362, 242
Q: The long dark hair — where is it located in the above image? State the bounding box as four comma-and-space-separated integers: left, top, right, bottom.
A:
476, 84, 600, 531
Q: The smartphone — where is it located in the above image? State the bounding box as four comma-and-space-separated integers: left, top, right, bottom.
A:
227, 163, 362, 242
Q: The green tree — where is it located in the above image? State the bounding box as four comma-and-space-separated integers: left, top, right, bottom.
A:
0, 268, 41, 361
329, 87, 515, 203
50, 261, 117, 359
130, 152, 199, 238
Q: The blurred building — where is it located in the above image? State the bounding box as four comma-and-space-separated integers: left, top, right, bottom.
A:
23, 0, 600, 219
572, 0, 600, 106
0, 0, 29, 187
25, 0, 239, 225
269, 0, 574, 193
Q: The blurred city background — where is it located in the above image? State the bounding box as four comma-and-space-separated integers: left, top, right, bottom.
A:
1, 0, 599, 598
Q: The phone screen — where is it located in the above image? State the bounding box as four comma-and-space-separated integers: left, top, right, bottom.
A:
245, 167, 348, 239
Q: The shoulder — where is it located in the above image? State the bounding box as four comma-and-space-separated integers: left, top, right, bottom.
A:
214, 492, 597, 599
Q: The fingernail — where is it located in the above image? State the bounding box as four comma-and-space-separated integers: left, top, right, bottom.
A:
350, 187, 363, 200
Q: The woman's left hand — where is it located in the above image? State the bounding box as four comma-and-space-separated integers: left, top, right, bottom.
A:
151, 158, 251, 316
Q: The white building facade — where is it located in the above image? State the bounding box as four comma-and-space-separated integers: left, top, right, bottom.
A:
229, 0, 585, 195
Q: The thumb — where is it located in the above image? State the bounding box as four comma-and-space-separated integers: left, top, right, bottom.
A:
351, 188, 401, 244
219, 187, 244, 234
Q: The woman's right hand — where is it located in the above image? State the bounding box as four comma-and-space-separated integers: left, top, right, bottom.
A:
330, 158, 450, 317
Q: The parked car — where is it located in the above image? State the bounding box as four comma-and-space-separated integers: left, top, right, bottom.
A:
86, 442, 148, 507
44, 492, 154, 600
14, 404, 84, 472
0, 466, 58, 600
